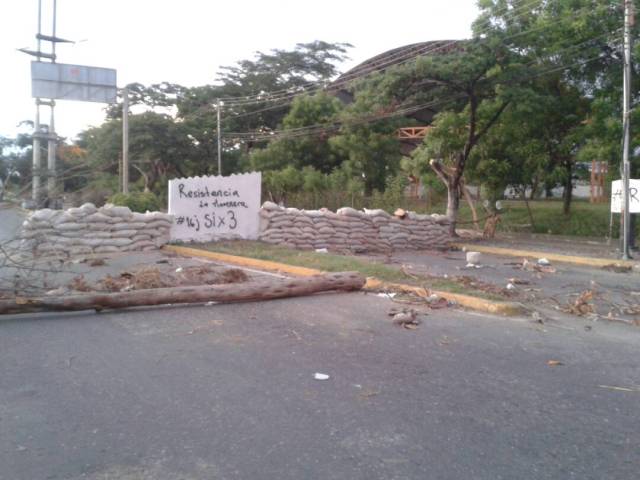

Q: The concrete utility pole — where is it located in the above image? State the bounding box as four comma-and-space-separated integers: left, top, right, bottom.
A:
31, 0, 43, 205
122, 87, 129, 194
46, 100, 56, 201
217, 99, 223, 176
46, 0, 58, 206
29, 0, 59, 207
33, 102, 42, 205
621, 0, 634, 259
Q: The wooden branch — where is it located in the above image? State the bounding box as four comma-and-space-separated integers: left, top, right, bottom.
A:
463, 92, 478, 163
0, 272, 366, 315
460, 178, 480, 231
429, 159, 450, 185
474, 100, 510, 144
131, 164, 150, 192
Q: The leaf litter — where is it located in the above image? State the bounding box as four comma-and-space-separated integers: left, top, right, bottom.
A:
68, 265, 249, 293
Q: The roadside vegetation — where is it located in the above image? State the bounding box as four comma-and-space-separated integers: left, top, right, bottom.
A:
201, 241, 505, 300
1, 1, 638, 240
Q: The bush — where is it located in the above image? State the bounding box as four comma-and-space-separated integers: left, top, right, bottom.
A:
109, 191, 162, 213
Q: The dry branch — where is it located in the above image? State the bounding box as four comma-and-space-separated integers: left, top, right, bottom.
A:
0, 271, 366, 315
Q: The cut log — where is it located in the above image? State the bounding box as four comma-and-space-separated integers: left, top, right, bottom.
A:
0, 271, 365, 315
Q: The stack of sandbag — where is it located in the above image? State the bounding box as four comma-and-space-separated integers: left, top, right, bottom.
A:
20, 203, 173, 256
335, 207, 389, 251
258, 202, 450, 252
366, 209, 450, 250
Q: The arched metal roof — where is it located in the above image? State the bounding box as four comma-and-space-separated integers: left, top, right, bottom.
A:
332, 40, 462, 123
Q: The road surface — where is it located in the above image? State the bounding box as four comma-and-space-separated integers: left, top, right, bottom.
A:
1, 292, 638, 480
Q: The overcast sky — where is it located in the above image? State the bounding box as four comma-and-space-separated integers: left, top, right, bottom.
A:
0, 0, 479, 141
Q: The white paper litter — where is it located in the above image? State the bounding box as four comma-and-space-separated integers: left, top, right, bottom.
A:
314, 373, 330, 380
376, 292, 397, 298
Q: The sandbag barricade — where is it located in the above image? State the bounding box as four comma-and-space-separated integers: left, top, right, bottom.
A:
258, 202, 450, 252
20, 203, 173, 256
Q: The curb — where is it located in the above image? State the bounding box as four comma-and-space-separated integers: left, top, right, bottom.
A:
164, 245, 527, 317
363, 278, 526, 316
453, 243, 639, 269
164, 245, 321, 276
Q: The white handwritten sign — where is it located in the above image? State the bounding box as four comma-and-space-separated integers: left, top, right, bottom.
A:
168, 172, 262, 241
610, 179, 640, 213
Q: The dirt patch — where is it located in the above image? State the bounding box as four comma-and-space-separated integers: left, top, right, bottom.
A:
68, 265, 250, 293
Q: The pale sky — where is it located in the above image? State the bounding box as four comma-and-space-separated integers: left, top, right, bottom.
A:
0, 0, 479, 141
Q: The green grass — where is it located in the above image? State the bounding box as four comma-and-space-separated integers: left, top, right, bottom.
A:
453, 199, 618, 237
200, 241, 503, 300
283, 192, 627, 238
406, 198, 629, 238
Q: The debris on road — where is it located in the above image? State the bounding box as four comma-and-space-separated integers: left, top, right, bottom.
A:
389, 308, 421, 328
547, 360, 564, 367
453, 275, 513, 297
376, 292, 397, 299
424, 293, 449, 309
1, 271, 366, 315
564, 289, 595, 316
466, 251, 483, 265
68, 276, 92, 292
601, 263, 632, 273
314, 373, 330, 380
537, 258, 551, 266
521, 258, 556, 274
598, 385, 640, 393
463, 263, 483, 269
92, 265, 250, 293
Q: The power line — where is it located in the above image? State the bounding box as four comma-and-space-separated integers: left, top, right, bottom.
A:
223, 26, 622, 142
216, 0, 559, 106
206, 0, 619, 114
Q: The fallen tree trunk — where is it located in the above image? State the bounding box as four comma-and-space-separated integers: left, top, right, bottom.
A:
0, 271, 365, 315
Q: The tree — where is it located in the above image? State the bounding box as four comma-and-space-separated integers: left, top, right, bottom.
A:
80, 112, 196, 195
178, 41, 352, 139
378, 39, 513, 234
329, 86, 404, 194
0, 123, 34, 191
130, 42, 352, 178
249, 92, 345, 173
474, 0, 629, 213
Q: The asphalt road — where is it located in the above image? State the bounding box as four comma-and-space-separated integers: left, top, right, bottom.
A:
388, 249, 640, 323
1, 293, 639, 480
0, 203, 23, 243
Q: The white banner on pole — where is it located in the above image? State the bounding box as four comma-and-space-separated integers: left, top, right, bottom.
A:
610, 179, 640, 213
168, 172, 262, 242
31, 61, 117, 103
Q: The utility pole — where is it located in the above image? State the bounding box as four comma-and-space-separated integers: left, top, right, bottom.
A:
31, 0, 43, 205
46, 100, 56, 203
122, 87, 129, 194
621, 0, 634, 259
217, 99, 223, 176
28, 0, 59, 207
46, 0, 58, 206
33, 102, 42, 205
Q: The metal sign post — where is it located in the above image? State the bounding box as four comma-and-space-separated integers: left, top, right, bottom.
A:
621, 0, 634, 259
20, 0, 117, 208
217, 100, 223, 176
122, 87, 129, 194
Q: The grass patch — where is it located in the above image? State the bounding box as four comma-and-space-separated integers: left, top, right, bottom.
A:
282, 193, 626, 238
198, 241, 504, 301
428, 199, 630, 238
